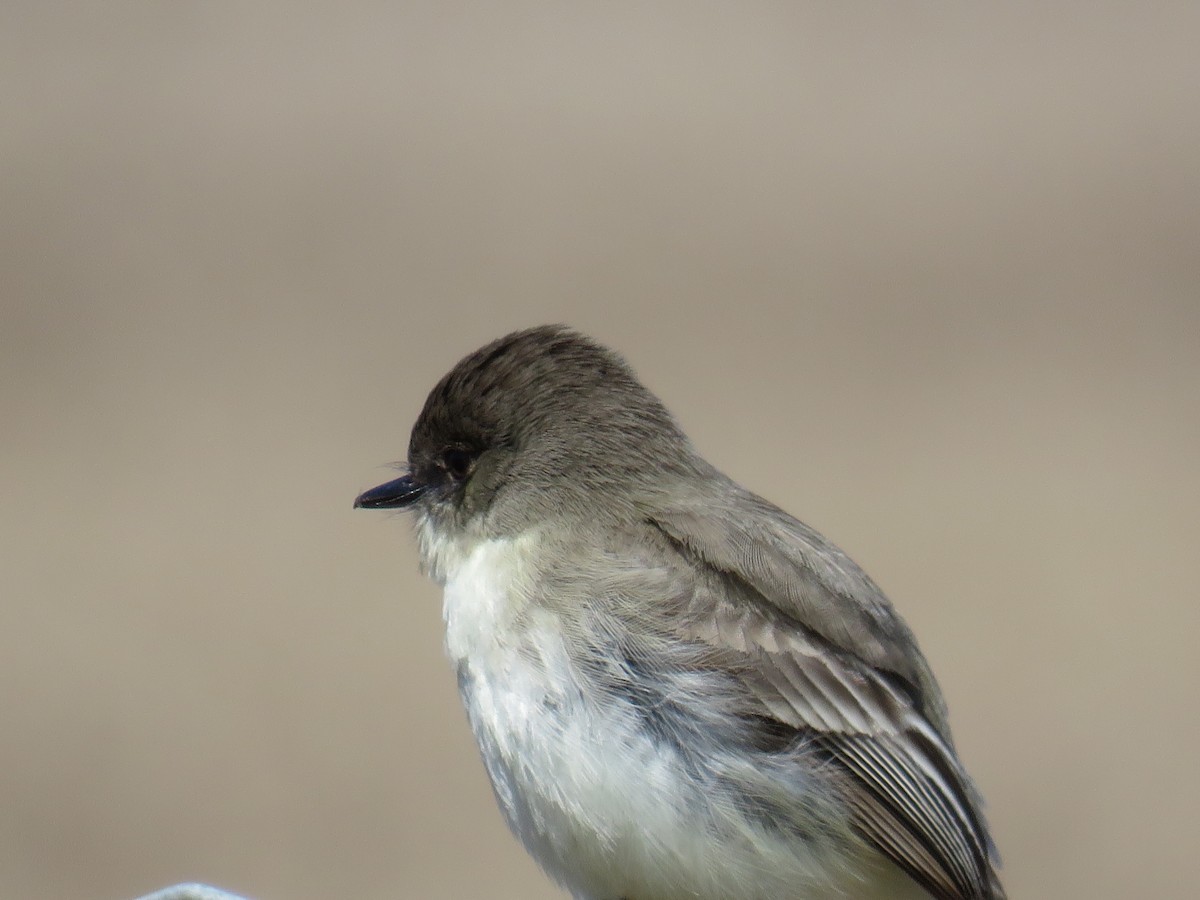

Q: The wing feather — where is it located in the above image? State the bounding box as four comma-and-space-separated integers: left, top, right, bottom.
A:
649, 501, 1005, 899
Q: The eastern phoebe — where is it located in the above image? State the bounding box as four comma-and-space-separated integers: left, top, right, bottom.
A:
356, 325, 1004, 900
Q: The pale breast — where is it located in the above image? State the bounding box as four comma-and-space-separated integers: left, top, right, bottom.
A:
438, 539, 689, 888
434, 536, 927, 900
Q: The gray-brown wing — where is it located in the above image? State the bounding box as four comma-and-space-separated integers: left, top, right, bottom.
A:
652, 491, 948, 732
650, 498, 1004, 900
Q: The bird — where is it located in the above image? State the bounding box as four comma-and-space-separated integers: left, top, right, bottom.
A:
355, 324, 1004, 900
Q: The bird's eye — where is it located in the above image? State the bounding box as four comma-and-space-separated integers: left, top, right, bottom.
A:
441, 447, 473, 480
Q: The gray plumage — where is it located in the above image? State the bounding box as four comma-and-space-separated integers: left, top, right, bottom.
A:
356, 325, 1004, 900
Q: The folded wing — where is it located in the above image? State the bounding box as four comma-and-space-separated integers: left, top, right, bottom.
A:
650, 495, 1004, 900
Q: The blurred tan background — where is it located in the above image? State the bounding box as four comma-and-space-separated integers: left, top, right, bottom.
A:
2, 4, 1198, 899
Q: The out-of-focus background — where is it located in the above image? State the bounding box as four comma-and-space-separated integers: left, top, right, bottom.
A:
3, 4, 1197, 899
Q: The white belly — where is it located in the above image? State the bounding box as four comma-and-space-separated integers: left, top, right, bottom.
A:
438, 536, 925, 900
